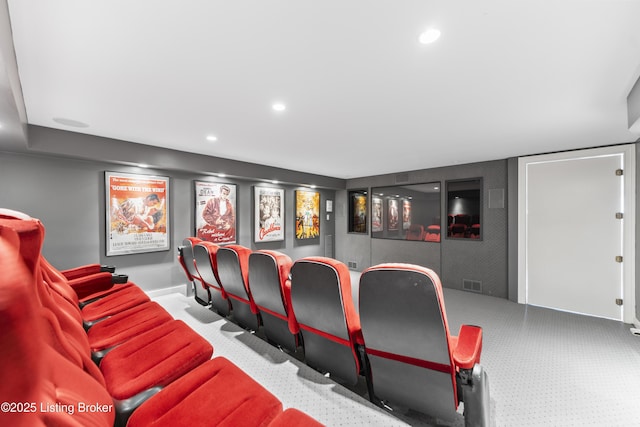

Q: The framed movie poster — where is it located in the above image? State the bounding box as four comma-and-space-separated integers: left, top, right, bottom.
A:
348, 190, 367, 233
195, 181, 237, 244
371, 196, 383, 233
295, 190, 320, 239
388, 198, 400, 231
402, 199, 412, 230
106, 171, 169, 256
255, 186, 284, 242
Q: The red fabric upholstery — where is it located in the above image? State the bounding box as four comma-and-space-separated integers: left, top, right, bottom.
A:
87, 301, 173, 352
67, 271, 116, 299
100, 320, 213, 400
267, 408, 325, 427
0, 226, 44, 427
424, 224, 441, 242
61, 263, 103, 280
127, 357, 283, 427
0, 224, 115, 427
405, 224, 425, 240
80, 285, 150, 322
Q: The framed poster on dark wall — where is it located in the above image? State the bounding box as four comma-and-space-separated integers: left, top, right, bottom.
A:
371, 196, 383, 233
348, 190, 367, 233
255, 186, 284, 242
295, 190, 320, 239
105, 171, 169, 256
195, 181, 237, 244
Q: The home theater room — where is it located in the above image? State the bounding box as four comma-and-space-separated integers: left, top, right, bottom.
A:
2, 1, 640, 426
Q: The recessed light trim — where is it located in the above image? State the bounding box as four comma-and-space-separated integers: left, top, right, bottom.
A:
419, 28, 441, 44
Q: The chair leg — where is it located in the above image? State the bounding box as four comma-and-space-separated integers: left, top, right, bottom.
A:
459, 364, 491, 427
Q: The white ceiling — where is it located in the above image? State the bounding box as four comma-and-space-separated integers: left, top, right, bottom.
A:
6, 0, 640, 179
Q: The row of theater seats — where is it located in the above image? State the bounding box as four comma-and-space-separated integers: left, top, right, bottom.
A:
0, 210, 322, 427
448, 214, 481, 239
179, 237, 491, 426
405, 224, 441, 242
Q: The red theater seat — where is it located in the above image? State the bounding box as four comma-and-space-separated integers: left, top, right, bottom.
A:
194, 241, 232, 316
178, 237, 210, 306
216, 244, 261, 331
289, 257, 363, 385
424, 224, 441, 242
359, 263, 490, 425
405, 224, 425, 241
248, 250, 300, 352
126, 357, 283, 427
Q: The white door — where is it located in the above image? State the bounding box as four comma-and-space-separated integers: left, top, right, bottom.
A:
518, 146, 635, 321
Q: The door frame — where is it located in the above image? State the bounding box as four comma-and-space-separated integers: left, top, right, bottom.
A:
518, 144, 636, 324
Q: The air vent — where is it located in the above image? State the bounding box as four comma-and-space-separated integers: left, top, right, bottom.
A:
463, 279, 482, 293
395, 172, 409, 183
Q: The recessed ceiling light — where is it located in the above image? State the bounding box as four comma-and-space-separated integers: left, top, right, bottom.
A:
419, 28, 441, 44
218, 173, 226, 178
272, 180, 279, 184
138, 163, 149, 168
52, 117, 89, 128
272, 103, 286, 112
206, 135, 218, 142
309, 184, 316, 189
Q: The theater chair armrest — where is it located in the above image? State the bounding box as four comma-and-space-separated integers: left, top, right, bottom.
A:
68, 272, 115, 299
61, 263, 104, 280
452, 324, 483, 370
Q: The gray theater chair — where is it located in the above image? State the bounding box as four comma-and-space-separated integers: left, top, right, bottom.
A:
193, 241, 231, 317
359, 263, 490, 427
248, 250, 300, 353
178, 237, 210, 306
289, 256, 364, 385
216, 245, 260, 331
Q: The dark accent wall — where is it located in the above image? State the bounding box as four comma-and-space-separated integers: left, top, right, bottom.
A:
338, 159, 509, 298
0, 150, 336, 291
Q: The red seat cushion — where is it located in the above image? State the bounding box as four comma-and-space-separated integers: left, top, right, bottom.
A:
100, 320, 213, 400
127, 357, 282, 427
87, 301, 173, 352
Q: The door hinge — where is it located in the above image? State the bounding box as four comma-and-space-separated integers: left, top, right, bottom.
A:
616, 298, 623, 306
615, 255, 623, 263
616, 212, 624, 219
616, 169, 624, 176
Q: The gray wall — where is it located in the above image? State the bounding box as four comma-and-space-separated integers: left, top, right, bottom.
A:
0, 151, 335, 292
337, 159, 509, 298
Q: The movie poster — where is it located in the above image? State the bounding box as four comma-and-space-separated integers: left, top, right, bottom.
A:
295, 190, 320, 239
106, 172, 169, 256
388, 198, 399, 231
371, 196, 383, 232
195, 181, 237, 244
255, 186, 284, 242
402, 199, 412, 230
352, 193, 367, 233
